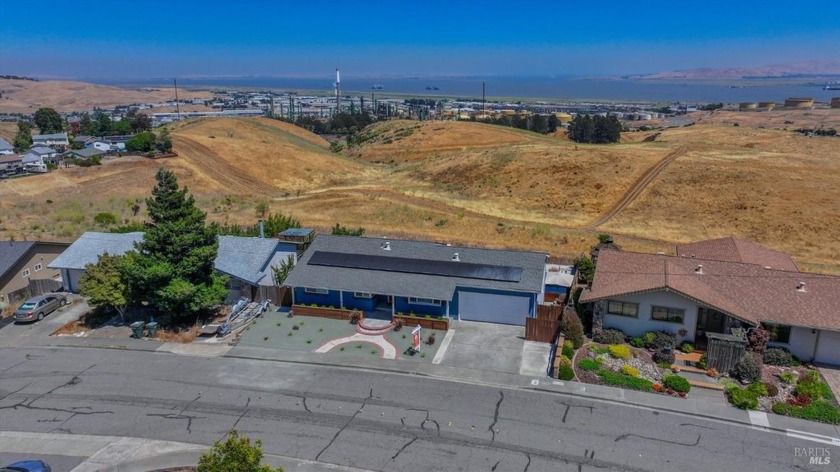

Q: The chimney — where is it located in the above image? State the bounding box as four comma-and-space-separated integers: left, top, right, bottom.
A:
452, 252, 460, 262
797, 281, 806, 292
695, 264, 703, 274
258, 220, 265, 238
764, 266, 772, 270
382, 241, 391, 251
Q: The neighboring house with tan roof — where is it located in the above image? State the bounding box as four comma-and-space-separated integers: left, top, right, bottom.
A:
675, 236, 799, 272
579, 238, 840, 365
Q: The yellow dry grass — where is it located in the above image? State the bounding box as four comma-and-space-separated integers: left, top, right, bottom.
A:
0, 79, 214, 113
1, 114, 838, 273
687, 108, 840, 129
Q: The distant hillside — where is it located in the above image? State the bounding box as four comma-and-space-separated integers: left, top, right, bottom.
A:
0, 79, 214, 113
634, 61, 840, 80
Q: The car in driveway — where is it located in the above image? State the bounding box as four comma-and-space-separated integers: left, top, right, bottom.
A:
1, 460, 52, 472
13, 294, 68, 323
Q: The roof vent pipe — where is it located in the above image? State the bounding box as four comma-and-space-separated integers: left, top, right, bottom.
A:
797, 281, 806, 292
452, 252, 460, 262
695, 264, 703, 274
764, 266, 772, 270
382, 241, 391, 251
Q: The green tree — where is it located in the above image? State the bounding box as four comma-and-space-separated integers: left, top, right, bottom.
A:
156, 128, 173, 152
547, 114, 559, 133
271, 255, 295, 285
127, 168, 227, 320
331, 223, 365, 236
111, 119, 132, 135
92, 111, 113, 136
79, 253, 130, 322
560, 310, 585, 349
597, 233, 613, 244
255, 199, 269, 219
575, 254, 595, 283
79, 112, 96, 136
13, 121, 33, 150
126, 131, 157, 152
531, 114, 548, 134
33, 108, 63, 134
126, 109, 153, 133
198, 429, 283, 472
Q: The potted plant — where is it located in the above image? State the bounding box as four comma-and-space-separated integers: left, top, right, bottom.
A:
349, 310, 362, 325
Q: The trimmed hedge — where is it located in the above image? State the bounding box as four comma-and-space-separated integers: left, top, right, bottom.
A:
663, 375, 691, 393
598, 369, 653, 392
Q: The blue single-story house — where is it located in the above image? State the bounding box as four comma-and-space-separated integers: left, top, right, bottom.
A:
283, 235, 548, 325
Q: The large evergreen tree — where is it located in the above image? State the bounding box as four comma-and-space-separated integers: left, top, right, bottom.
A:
128, 168, 227, 319
34, 108, 63, 134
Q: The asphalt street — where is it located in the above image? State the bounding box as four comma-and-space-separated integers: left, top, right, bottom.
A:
1, 346, 836, 472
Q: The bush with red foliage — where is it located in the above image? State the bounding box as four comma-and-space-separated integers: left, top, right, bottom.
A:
747, 327, 771, 354
787, 394, 813, 407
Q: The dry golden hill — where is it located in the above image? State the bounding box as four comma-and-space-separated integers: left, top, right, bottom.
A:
0, 79, 214, 113
687, 108, 840, 129
0, 122, 19, 142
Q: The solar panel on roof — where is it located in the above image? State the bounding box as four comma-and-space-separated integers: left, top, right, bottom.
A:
308, 251, 523, 282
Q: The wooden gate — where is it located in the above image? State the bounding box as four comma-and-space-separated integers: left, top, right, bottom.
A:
706, 332, 747, 373
5, 278, 63, 304
525, 318, 561, 343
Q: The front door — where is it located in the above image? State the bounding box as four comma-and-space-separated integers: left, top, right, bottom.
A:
696, 307, 726, 345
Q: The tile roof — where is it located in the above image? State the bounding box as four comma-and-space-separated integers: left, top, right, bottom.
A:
579, 250, 840, 331
0, 241, 36, 278
284, 235, 547, 300
49, 232, 279, 285
675, 237, 798, 271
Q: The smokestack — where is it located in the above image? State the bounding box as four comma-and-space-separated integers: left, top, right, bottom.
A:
259, 220, 265, 238
335, 68, 341, 114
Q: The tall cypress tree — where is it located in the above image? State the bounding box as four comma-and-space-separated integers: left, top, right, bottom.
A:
129, 168, 227, 320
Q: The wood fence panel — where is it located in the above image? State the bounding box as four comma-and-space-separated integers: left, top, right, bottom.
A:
706, 333, 747, 373
536, 304, 563, 320
525, 318, 561, 343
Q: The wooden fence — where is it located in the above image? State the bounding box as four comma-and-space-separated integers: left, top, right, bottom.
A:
706, 332, 747, 372
394, 314, 450, 331
525, 303, 564, 343
292, 304, 355, 320
5, 278, 63, 305
255, 285, 291, 306
536, 303, 563, 320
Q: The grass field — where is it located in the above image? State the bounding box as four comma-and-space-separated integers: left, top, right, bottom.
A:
1, 110, 839, 273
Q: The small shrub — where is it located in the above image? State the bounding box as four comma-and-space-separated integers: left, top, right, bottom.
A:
263, 336, 269, 341
339, 347, 345, 351
664, 375, 691, 393
561, 343, 575, 359
355, 344, 363, 349
657, 361, 672, 370
578, 358, 600, 371
679, 342, 695, 354
647, 331, 677, 350
799, 370, 821, 384
763, 348, 793, 366
93, 212, 117, 225
787, 394, 813, 407
643, 331, 656, 346
653, 348, 675, 365
598, 370, 653, 392
697, 353, 707, 370
622, 365, 640, 377
197, 429, 281, 472
276, 322, 281, 327
557, 355, 572, 368
371, 350, 377, 354
630, 337, 645, 348
305, 339, 312, 344
318, 327, 323, 332
588, 345, 609, 355
287, 332, 293, 336
730, 353, 762, 383
772, 402, 792, 415
557, 365, 575, 381
794, 379, 832, 400
560, 311, 585, 349
727, 385, 759, 410
764, 382, 779, 397
778, 371, 797, 384
608, 344, 631, 360
747, 382, 768, 397
747, 327, 771, 354
594, 328, 625, 345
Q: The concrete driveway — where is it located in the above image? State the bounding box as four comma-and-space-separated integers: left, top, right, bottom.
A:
436, 320, 549, 376
0, 296, 88, 348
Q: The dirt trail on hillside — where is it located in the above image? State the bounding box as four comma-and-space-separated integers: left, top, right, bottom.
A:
586, 146, 687, 229
172, 136, 280, 195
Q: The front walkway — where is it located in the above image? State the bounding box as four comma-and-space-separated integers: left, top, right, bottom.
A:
315, 333, 399, 359
817, 364, 840, 401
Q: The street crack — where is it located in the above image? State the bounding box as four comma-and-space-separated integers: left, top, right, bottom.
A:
615, 433, 701, 447
489, 390, 504, 441
391, 437, 417, 460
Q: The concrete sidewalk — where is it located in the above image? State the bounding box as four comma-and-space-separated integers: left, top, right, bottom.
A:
0, 431, 375, 472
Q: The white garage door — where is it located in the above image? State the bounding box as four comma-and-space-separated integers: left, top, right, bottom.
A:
458, 291, 530, 325
815, 330, 840, 365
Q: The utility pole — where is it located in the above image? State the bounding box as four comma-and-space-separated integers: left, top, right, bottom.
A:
174, 78, 181, 121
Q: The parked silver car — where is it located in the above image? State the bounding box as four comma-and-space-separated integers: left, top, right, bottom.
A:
13, 294, 68, 322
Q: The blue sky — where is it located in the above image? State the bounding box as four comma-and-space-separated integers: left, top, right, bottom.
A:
1, 0, 838, 79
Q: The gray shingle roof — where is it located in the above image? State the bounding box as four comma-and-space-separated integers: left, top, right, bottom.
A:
0, 241, 36, 278
0, 137, 12, 152
49, 232, 279, 285
29, 146, 55, 156
33, 133, 68, 141
284, 235, 547, 300
66, 148, 106, 159
216, 236, 280, 285
49, 232, 144, 270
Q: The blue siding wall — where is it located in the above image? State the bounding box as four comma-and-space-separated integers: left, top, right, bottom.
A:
276, 242, 299, 253
394, 297, 447, 317
342, 291, 376, 311
294, 287, 341, 307
452, 287, 536, 320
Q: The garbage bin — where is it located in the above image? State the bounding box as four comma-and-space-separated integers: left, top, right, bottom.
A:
129, 321, 145, 339
145, 321, 159, 338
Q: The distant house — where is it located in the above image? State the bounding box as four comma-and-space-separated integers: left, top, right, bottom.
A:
0, 154, 23, 173
21, 146, 60, 172
100, 135, 132, 151
0, 241, 70, 309
578, 237, 840, 365
72, 135, 95, 148
93, 141, 113, 152
49, 232, 295, 301
64, 148, 106, 160
0, 137, 13, 155
32, 132, 69, 148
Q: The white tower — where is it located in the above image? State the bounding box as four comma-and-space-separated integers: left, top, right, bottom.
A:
335, 68, 342, 114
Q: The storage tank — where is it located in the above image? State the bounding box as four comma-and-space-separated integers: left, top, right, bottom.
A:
784, 98, 814, 109
758, 101, 776, 110
501, 109, 516, 116
457, 112, 471, 120
638, 113, 652, 121
739, 102, 758, 110
831, 98, 840, 109
555, 113, 572, 124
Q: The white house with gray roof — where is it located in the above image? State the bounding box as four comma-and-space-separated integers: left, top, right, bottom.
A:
284, 235, 548, 325
49, 232, 295, 299
32, 132, 69, 147
0, 137, 13, 155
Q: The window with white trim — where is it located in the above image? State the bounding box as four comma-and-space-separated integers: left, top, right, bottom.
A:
607, 300, 638, 317
408, 297, 442, 306
353, 292, 373, 299
304, 287, 329, 295
651, 306, 685, 323
34, 263, 43, 272
21, 269, 31, 278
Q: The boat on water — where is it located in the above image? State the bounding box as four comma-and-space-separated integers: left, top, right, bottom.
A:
824, 81, 840, 90
371, 84, 384, 90
425, 86, 440, 91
